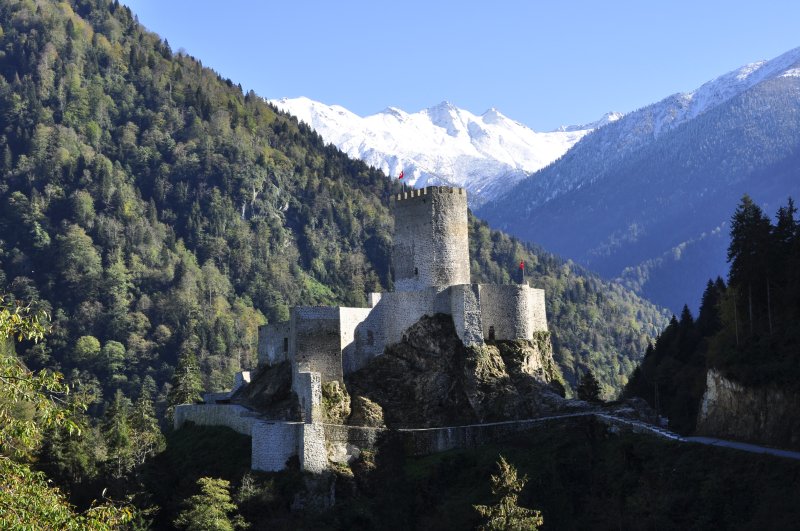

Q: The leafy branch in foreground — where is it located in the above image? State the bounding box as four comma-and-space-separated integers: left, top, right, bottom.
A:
0, 295, 134, 529
474, 455, 543, 530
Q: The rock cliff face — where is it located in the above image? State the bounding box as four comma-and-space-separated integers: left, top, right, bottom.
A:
345, 314, 568, 428
696, 369, 800, 449
231, 361, 300, 420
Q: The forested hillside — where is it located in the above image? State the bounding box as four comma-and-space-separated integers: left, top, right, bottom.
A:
625, 196, 800, 433
478, 57, 800, 314
0, 0, 666, 429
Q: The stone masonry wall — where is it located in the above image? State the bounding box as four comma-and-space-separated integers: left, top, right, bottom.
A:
339, 306, 373, 358
294, 370, 322, 423
342, 287, 451, 374
392, 187, 470, 291
450, 284, 484, 345
291, 307, 343, 382
258, 322, 290, 367
301, 423, 328, 473
529, 288, 548, 332
478, 284, 535, 340
466, 284, 548, 341
173, 404, 256, 436
252, 421, 301, 472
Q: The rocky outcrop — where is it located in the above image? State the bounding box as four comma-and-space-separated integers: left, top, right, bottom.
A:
696, 368, 800, 450
230, 361, 300, 420
345, 314, 569, 428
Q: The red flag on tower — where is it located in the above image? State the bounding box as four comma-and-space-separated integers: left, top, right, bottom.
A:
519, 261, 525, 271
398, 170, 404, 180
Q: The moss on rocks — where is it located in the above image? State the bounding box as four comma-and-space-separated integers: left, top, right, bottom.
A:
348, 396, 385, 428
321, 380, 351, 424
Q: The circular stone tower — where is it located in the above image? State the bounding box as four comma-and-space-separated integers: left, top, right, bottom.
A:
391, 186, 470, 291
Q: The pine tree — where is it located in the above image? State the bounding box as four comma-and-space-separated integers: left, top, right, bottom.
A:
167, 351, 203, 421
474, 455, 543, 531
576, 369, 602, 403
103, 389, 133, 478
696, 278, 725, 337
728, 195, 772, 336
129, 389, 165, 468
174, 477, 243, 531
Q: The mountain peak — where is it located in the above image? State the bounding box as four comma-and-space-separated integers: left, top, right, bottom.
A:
270, 97, 612, 205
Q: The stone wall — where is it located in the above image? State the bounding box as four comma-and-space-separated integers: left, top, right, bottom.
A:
392, 187, 470, 291
301, 423, 328, 473
475, 284, 548, 341
339, 307, 373, 358
294, 370, 322, 423
291, 307, 343, 382
252, 421, 300, 472
450, 284, 484, 345
173, 404, 256, 436
258, 322, 290, 366
529, 288, 548, 332
342, 287, 451, 374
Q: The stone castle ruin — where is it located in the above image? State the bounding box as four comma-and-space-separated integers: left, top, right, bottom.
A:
175, 186, 552, 473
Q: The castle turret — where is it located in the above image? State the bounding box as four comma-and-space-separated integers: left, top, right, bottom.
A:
391, 186, 470, 291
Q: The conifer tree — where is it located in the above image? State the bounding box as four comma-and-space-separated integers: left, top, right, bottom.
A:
576, 369, 602, 403
167, 351, 203, 420
103, 389, 133, 478
174, 477, 243, 531
129, 389, 165, 467
474, 455, 543, 531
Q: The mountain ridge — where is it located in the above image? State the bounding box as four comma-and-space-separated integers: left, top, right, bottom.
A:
479, 46, 800, 312
270, 96, 620, 205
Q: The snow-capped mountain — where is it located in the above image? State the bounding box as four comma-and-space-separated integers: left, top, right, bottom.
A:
503, 46, 800, 211
478, 46, 800, 313
269, 97, 620, 205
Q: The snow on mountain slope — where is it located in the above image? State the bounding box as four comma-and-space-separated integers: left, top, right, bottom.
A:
489, 46, 800, 211
269, 97, 619, 205
477, 46, 800, 313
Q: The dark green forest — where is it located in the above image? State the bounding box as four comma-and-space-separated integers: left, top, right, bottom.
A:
141, 421, 800, 530
625, 195, 800, 433
0, 0, 670, 522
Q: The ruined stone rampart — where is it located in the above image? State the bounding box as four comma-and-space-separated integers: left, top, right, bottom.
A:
258, 322, 290, 366
294, 370, 322, 423
529, 288, 548, 332
392, 187, 470, 291
450, 284, 484, 345
252, 421, 300, 472
291, 307, 342, 382
174, 404, 256, 436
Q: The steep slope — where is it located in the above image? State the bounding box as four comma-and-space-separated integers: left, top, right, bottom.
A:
271, 97, 620, 206
0, 0, 666, 411
479, 47, 800, 312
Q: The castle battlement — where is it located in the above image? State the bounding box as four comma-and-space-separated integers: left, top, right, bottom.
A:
392, 185, 466, 203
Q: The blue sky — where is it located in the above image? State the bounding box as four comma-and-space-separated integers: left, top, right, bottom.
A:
123, 1, 800, 131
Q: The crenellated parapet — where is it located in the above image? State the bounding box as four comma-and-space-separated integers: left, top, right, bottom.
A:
391, 186, 470, 291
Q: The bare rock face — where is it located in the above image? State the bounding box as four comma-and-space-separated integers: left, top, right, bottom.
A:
345, 314, 567, 428
697, 368, 800, 450
348, 396, 385, 428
